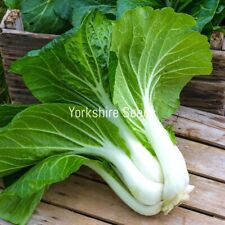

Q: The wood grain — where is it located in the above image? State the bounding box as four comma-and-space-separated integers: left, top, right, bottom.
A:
177, 137, 225, 182
166, 107, 225, 149
212, 50, 225, 79
185, 175, 225, 218
175, 107, 225, 129
181, 80, 225, 115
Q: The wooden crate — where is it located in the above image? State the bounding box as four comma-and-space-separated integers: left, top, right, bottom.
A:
0, 10, 56, 104
1, 10, 225, 115
0, 106, 224, 225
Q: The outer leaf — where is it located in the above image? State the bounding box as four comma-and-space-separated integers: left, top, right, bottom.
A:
0, 103, 128, 177
0, 105, 27, 127
3, 153, 88, 198
0, 153, 88, 225
112, 7, 212, 137
171, 0, 193, 11
183, 0, 220, 31
70, 0, 116, 29
11, 13, 112, 108
54, 0, 73, 22
0, 189, 44, 225
3, 0, 24, 8
117, 0, 220, 31
211, 0, 225, 27
117, 0, 164, 18
3, 167, 31, 187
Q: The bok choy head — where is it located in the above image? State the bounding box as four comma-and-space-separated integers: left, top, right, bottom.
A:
0, 7, 212, 225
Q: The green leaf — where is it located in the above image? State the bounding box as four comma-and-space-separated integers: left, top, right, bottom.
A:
117, 0, 220, 31
3, 153, 88, 197
165, 125, 177, 144
11, 12, 112, 108
70, 0, 116, 29
4, 0, 72, 34
53, 0, 73, 22
4, 0, 221, 34
0, 105, 27, 128
3, 167, 31, 188
0, 103, 128, 177
183, 0, 220, 31
3, 0, 24, 9
0, 188, 44, 225
111, 7, 212, 138
172, 0, 193, 11
0, 153, 88, 225
211, 0, 225, 27
117, 0, 164, 18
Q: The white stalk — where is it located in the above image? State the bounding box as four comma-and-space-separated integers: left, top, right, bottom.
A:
142, 102, 194, 212
129, 142, 163, 183
114, 121, 163, 183
99, 91, 163, 183
86, 160, 163, 216
79, 141, 163, 206
94, 141, 163, 206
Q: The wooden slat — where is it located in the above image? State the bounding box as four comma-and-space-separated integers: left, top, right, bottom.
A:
185, 175, 225, 218
181, 80, 225, 115
166, 107, 225, 149
175, 107, 225, 129
212, 50, 225, 79
43, 175, 225, 225
0, 202, 110, 225
178, 137, 225, 182
31, 203, 110, 225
